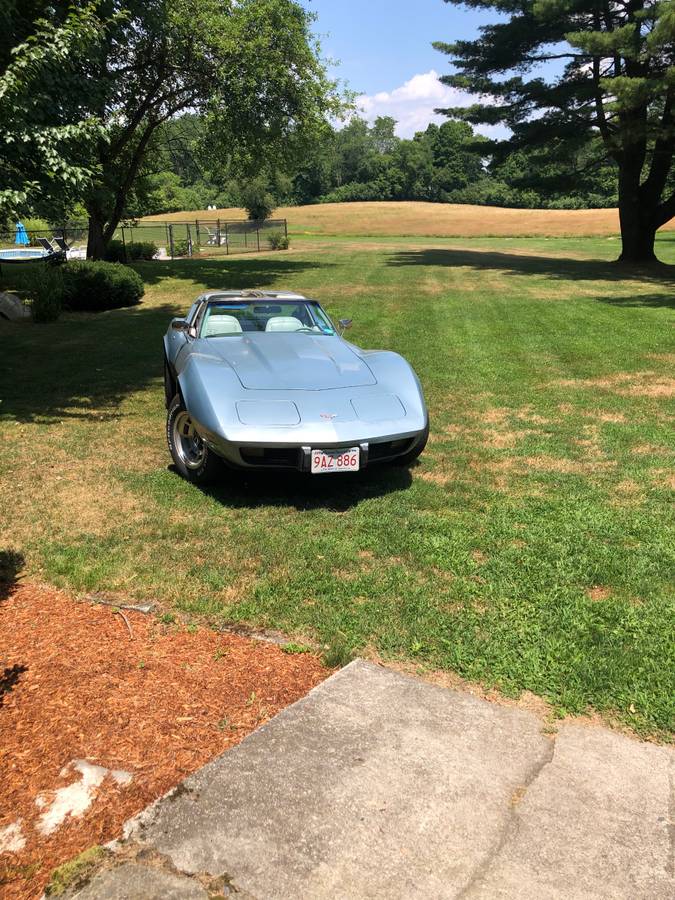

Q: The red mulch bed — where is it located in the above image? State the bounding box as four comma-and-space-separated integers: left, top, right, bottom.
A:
0, 583, 329, 899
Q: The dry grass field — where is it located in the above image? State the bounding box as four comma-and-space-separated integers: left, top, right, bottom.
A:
145, 200, 675, 238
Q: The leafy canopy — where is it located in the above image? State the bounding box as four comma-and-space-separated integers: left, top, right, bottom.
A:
80, 0, 343, 255
0, 2, 103, 222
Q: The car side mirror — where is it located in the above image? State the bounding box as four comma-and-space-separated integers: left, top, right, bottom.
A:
338, 318, 353, 335
172, 319, 197, 338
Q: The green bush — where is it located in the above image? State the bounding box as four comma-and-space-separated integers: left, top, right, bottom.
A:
171, 238, 191, 257
61, 261, 144, 312
10, 265, 64, 322
239, 176, 276, 221
267, 231, 289, 250
32, 290, 63, 323
105, 239, 158, 262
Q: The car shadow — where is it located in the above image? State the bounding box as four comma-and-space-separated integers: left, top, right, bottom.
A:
386, 247, 675, 287
183, 463, 414, 512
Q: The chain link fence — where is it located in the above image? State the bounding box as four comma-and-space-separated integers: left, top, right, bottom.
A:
0, 218, 288, 260
116, 218, 288, 260
0, 223, 88, 256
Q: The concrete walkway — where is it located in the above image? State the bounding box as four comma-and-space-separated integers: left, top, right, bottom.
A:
68, 660, 673, 899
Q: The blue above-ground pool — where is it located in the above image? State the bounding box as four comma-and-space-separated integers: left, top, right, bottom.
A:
0, 248, 52, 264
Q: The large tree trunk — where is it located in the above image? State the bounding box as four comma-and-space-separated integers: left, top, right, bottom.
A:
618, 210, 657, 263
86, 213, 107, 260
617, 166, 658, 263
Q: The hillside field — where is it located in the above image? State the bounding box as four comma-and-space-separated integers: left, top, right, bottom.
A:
144, 200, 675, 239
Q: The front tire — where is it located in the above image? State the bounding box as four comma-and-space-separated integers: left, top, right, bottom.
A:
166, 395, 222, 484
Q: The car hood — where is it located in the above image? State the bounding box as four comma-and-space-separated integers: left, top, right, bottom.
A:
200, 333, 377, 390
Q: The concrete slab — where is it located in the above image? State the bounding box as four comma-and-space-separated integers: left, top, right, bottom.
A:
71, 862, 207, 899
66, 660, 674, 900
468, 723, 674, 899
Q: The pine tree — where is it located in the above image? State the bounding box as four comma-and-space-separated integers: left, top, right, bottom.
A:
435, 0, 675, 262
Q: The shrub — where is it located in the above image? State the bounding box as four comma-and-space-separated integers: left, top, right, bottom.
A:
10, 265, 64, 322
320, 181, 389, 203
239, 176, 276, 221
104, 240, 126, 262
129, 241, 158, 260
171, 238, 191, 257
105, 239, 158, 262
267, 231, 289, 250
32, 289, 63, 323
545, 196, 588, 210
61, 261, 144, 311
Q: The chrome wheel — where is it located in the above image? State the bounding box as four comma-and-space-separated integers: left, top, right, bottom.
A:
172, 410, 206, 470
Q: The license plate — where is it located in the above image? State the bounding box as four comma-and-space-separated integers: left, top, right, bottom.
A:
311, 447, 360, 474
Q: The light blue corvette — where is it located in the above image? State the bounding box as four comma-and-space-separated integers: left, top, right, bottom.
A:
163, 290, 428, 483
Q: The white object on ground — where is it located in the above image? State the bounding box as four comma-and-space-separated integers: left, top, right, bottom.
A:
0, 820, 26, 853
35, 759, 133, 836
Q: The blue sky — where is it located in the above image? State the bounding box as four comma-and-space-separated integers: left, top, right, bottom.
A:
301, 0, 500, 137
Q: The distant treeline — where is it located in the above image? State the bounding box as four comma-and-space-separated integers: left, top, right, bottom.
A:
132, 114, 618, 217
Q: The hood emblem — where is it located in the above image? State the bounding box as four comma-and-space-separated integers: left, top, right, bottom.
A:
320, 412, 337, 420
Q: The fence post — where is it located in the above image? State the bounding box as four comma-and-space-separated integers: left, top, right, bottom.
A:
256, 223, 260, 252
284, 219, 288, 240
168, 224, 175, 260
224, 222, 229, 255
121, 224, 128, 263
187, 224, 193, 257
244, 228, 248, 249
216, 218, 221, 246
195, 219, 200, 251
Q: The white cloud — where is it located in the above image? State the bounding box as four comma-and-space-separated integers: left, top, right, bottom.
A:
355, 69, 507, 140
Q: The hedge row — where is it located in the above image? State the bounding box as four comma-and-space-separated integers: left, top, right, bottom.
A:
105, 239, 158, 262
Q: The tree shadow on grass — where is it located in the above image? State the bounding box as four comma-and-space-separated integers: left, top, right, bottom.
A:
0, 550, 27, 708
0, 548, 24, 600
595, 292, 675, 309
0, 303, 177, 423
134, 254, 332, 290
0, 256, 328, 423
387, 247, 675, 286
188, 463, 414, 513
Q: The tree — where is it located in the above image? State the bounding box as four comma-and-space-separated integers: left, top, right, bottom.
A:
421, 121, 486, 199
434, 0, 675, 262
237, 176, 276, 221
0, 2, 102, 223
79, 0, 340, 258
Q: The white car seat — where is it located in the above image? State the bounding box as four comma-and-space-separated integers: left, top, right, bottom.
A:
202, 314, 243, 337
265, 316, 304, 332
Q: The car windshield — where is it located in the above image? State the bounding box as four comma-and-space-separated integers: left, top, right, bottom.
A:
200, 300, 335, 338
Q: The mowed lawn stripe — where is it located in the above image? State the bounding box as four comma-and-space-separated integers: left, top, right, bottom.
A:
1, 235, 673, 737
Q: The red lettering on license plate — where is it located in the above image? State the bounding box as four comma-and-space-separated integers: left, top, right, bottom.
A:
311, 448, 360, 474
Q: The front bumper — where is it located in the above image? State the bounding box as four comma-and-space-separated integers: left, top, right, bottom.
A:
200, 430, 424, 471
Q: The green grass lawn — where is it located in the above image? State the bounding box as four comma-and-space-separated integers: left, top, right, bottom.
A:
1, 234, 673, 738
